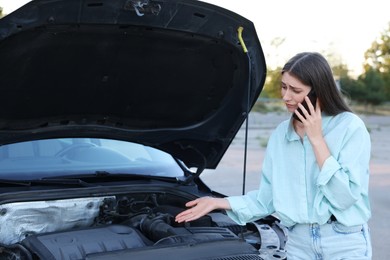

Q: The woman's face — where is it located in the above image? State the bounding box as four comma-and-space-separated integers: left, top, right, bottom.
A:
281, 72, 312, 113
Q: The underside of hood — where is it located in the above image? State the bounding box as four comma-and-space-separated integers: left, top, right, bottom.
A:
0, 0, 266, 169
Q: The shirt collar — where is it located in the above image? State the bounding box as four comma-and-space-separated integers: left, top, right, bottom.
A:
285, 113, 333, 142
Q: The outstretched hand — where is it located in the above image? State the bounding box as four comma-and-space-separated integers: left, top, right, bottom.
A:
175, 197, 231, 223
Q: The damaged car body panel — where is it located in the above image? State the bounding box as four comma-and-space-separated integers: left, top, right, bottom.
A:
0, 0, 286, 259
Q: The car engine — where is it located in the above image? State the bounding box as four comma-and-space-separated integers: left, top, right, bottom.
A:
0, 193, 286, 260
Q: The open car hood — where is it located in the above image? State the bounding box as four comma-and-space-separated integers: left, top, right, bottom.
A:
0, 0, 266, 169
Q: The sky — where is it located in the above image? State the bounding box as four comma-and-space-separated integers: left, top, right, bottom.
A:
1, 0, 390, 77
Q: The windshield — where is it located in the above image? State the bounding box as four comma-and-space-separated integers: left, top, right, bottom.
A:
0, 138, 184, 180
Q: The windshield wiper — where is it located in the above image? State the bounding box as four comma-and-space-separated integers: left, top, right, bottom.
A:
0, 178, 94, 187
43, 171, 180, 183
0, 170, 181, 187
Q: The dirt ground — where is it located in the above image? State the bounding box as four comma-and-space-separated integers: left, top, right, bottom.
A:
201, 112, 390, 260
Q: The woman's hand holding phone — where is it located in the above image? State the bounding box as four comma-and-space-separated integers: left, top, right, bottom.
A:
294, 95, 330, 169
294, 93, 324, 145
293, 90, 317, 122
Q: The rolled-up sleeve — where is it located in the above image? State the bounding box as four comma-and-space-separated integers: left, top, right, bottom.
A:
316, 121, 371, 210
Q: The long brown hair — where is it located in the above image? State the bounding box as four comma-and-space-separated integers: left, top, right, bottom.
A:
282, 52, 351, 115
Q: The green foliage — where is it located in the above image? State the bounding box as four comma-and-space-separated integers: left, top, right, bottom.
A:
340, 76, 366, 103
261, 67, 282, 99
337, 23, 390, 106
359, 68, 387, 105
341, 68, 386, 106
364, 23, 390, 73
252, 98, 285, 113
363, 22, 390, 100
332, 63, 349, 79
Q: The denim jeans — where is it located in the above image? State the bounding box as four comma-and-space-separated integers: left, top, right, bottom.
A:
285, 221, 372, 260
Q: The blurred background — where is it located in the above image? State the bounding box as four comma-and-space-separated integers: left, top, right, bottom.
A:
200, 0, 390, 114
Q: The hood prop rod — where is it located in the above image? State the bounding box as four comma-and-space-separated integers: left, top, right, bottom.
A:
238, 26, 250, 195
178, 145, 207, 185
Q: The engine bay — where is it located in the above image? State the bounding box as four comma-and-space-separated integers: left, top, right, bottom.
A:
0, 193, 286, 259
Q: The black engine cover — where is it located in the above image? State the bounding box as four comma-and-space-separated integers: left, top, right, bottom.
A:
22, 225, 148, 260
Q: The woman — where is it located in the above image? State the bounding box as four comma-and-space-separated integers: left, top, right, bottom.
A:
176, 52, 372, 259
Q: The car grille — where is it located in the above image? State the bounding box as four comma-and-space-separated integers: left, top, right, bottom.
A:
211, 254, 264, 260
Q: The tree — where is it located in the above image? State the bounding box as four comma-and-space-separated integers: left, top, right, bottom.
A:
340, 76, 366, 103
359, 68, 387, 106
332, 63, 350, 80
363, 22, 390, 100
261, 37, 285, 98
262, 66, 282, 98
341, 67, 386, 107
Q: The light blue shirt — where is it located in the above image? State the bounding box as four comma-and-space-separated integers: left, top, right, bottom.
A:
226, 112, 371, 227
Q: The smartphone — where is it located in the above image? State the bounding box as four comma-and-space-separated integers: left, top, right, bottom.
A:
293, 89, 317, 122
